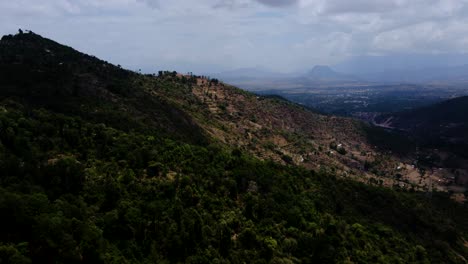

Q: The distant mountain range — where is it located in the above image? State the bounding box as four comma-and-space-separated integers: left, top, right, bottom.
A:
211, 63, 468, 90
211, 65, 363, 90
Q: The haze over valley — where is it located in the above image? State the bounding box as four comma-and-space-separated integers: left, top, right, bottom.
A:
211, 64, 468, 117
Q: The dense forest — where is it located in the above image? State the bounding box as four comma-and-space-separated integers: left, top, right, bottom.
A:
0, 31, 467, 263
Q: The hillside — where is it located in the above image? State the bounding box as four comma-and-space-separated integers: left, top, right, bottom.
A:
0, 31, 467, 263
0, 31, 207, 145
153, 72, 468, 194
375, 96, 468, 158
374, 96, 468, 191
375, 96, 468, 138
144, 72, 422, 189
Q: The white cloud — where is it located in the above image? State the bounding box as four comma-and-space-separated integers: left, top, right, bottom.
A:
372, 20, 468, 53
255, 0, 298, 7
1, 0, 468, 72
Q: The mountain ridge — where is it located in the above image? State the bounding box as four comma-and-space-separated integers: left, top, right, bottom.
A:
0, 31, 208, 144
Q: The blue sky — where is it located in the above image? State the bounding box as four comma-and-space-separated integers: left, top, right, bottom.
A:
2, 0, 468, 74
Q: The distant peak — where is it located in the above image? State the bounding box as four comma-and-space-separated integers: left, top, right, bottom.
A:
312, 65, 332, 69
306, 65, 339, 76
309, 65, 335, 73
303, 65, 359, 82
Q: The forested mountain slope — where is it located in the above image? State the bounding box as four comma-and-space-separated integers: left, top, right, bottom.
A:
0, 31, 206, 144
0, 31, 414, 186
0, 31, 467, 263
375, 96, 468, 145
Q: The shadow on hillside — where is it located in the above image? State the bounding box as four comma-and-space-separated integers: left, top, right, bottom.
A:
362, 124, 416, 156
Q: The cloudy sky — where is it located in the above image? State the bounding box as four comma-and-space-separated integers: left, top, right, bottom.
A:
2, 0, 468, 73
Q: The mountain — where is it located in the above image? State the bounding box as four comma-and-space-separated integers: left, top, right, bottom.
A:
307, 65, 340, 79
211, 66, 362, 91
303, 65, 360, 83
0, 31, 207, 144
0, 32, 405, 182
0, 31, 467, 263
